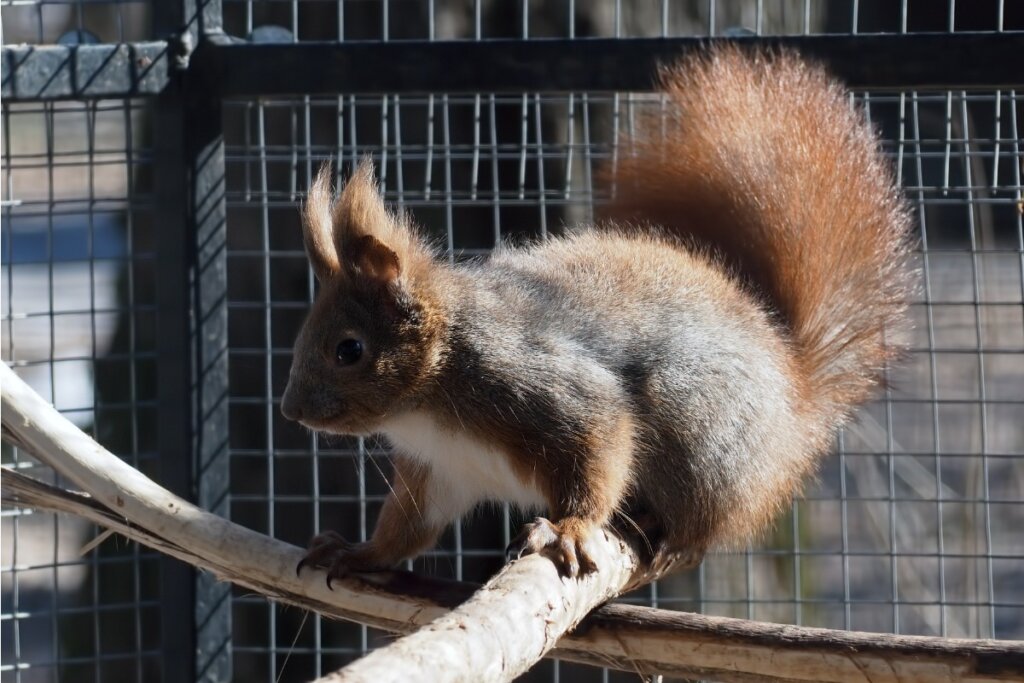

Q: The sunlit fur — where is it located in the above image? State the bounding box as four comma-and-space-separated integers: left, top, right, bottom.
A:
282, 46, 914, 579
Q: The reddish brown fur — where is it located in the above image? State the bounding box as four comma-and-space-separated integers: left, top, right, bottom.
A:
603, 47, 914, 435
360, 455, 445, 564
302, 455, 445, 576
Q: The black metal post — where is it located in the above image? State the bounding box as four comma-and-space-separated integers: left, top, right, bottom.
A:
153, 1, 229, 681
154, 78, 198, 683
188, 31, 1024, 96
183, 75, 232, 683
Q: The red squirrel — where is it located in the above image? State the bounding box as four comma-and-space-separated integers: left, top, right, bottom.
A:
282, 47, 914, 583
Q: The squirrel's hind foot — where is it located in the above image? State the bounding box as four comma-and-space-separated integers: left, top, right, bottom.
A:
506, 516, 599, 578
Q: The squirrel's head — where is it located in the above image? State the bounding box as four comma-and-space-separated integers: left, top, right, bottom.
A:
281, 159, 445, 436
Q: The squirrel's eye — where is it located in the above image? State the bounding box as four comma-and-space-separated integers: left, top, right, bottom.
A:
335, 339, 363, 365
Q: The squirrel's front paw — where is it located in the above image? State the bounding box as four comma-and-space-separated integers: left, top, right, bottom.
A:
506, 517, 599, 578
296, 531, 388, 588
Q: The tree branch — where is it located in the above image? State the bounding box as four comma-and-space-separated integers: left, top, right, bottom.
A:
2, 362, 1020, 683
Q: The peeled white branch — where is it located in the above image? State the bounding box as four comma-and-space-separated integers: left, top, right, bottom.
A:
320, 525, 639, 683
2, 362, 1020, 683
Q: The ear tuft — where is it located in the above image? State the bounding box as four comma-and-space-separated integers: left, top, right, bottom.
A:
302, 163, 341, 280
333, 157, 390, 249
349, 234, 401, 283
327, 157, 433, 286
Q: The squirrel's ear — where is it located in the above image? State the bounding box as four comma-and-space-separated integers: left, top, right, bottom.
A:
349, 234, 401, 283
302, 163, 341, 280
333, 157, 391, 253
330, 157, 428, 285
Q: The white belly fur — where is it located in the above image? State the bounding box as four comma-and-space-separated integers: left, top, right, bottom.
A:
379, 411, 547, 526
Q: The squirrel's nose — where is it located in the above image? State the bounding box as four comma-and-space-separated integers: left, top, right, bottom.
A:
280, 386, 303, 421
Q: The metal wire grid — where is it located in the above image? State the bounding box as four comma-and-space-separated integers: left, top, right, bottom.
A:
1, 3, 1021, 681
221, 0, 1022, 42
220, 87, 1024, 682
4, 0, 1019, 48
1, 98, 160, 683
0, 1, 152, 45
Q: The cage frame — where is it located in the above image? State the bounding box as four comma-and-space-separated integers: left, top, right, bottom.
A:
2, 1, 1023, 681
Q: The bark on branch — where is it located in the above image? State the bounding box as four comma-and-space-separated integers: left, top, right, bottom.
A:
2, 362, 1020, 683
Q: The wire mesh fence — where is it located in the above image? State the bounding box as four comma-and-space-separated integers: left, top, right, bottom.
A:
218, 0, 1020, 41
2, 0, 1021, 41
219, 86, 1024, 681
2, 1, 1023, 683
1, 98, 162, 682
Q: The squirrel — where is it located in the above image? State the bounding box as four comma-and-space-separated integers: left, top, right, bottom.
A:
282, 46, 914, 584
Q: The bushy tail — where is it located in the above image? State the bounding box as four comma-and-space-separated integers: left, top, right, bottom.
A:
602, 46, 914, 421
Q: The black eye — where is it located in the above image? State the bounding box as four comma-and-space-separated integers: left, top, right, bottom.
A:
336, 339, 363, 365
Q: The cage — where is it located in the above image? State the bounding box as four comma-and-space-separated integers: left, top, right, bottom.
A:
2, 2, 1022, 682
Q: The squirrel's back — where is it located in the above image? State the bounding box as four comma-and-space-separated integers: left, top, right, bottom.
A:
602, 47, 914, 436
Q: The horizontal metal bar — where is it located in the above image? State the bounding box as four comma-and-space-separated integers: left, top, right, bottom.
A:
193, 32, 1024, 96
2, 42, 170, 100
3, 32, 1021, 101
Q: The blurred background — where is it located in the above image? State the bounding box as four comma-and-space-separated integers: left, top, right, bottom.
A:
2, 1, 1023, 682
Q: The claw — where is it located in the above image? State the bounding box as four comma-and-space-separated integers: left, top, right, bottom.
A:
296, 530, 387, 586
296, 530, 353, 582
507, 516, 599, 578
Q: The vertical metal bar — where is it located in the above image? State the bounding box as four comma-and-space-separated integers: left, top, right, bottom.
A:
564, 94, 575, 201
255, 100, 276, 683
44, 95, 60, 683
991, 90, 1004, 192
425, 94, 436, 202
959, 91, 997, 638
580, 92, 593, 225
838, 430, 851, 630
152, 0, 227, 674
123, 96, 146, 683
471, 94, 482, 202
379, 95, 390, 192
185, 83, 232, 683
518, 94, 528, 201
288, 102, 299, 201
179, 0, 233, 676
154, 78, 197, 683
792, 499, 803, 625
533, 95, 547, 238
911, 90, 947, 636
394, 96, 405, 211
187, 12, 230, 683
488, 94, 501, 247
153, 0, 229, 679
86, 98, 102, 683
943, 93, 954, 192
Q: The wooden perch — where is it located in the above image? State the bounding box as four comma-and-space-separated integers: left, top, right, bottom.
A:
2, 362, 1022, 683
